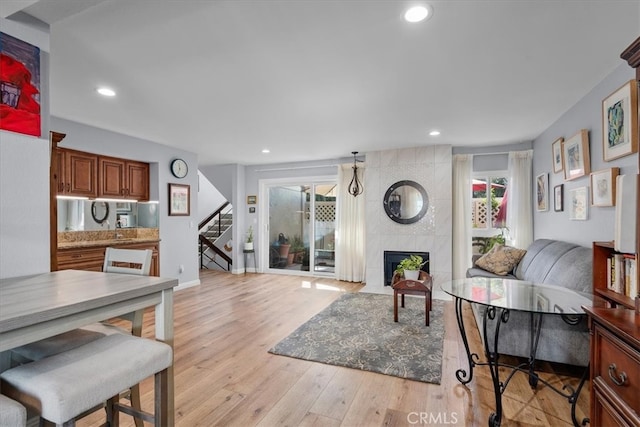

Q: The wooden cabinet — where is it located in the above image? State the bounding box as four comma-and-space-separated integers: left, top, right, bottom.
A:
54, 148, 98, 198
584, 307, 640, 427
57, 241, 160, 276
55, 148, 150, 201
98, 156, 149, 201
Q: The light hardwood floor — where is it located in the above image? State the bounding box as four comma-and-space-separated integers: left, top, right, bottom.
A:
80, 270, 590, 427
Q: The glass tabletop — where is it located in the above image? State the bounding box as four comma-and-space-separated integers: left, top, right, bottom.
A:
441, 277, 601, 315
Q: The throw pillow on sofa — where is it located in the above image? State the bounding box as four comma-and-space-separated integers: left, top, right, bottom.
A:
475, 244, 527, 276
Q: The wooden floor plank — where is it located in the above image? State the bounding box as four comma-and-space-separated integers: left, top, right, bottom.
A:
75, 270, 590, 427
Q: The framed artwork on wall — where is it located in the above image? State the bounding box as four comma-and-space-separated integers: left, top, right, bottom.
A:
0, 32, 41, 137
247, 195, 257, 204
536, 173, 549, 212
602, 79, 638, 161
168, 183, 190, 216
562, 129, 590, 181
554, 184, 563, 212
590, 167, 619, 207
551, 137, 564, 174
569, 187, 588, 220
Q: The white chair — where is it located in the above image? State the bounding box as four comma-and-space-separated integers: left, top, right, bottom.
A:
1, 333, 172, 427
10, 248, 153, 427
0, 394, 27, 427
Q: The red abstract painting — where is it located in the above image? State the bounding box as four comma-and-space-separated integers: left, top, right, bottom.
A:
0, 32, 41, 137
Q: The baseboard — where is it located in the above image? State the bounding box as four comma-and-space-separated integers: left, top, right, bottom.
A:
175, 279, 200, 291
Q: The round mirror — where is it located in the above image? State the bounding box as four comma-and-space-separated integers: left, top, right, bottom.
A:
91, 201, 110, 224
383, 180, 429, 224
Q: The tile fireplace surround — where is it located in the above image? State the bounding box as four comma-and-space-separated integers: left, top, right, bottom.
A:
363, 146, 453, 295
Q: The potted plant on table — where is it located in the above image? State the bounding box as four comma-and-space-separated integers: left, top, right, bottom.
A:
395, 254, 427, 281
244, 226, 254, 251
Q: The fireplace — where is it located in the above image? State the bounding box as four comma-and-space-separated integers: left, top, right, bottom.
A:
384, 251, 430, 285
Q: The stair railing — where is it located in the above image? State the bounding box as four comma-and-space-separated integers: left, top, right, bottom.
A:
199, 201, 232, 270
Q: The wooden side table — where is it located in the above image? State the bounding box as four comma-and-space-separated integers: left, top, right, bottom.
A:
392, 273, 433, 326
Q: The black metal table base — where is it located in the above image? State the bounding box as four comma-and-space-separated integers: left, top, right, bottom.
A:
453, 298, 589, 427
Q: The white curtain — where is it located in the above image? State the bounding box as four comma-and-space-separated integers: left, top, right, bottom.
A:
507, 150, 533, 249
335, 164, 366, 282
452, 154, 473, 280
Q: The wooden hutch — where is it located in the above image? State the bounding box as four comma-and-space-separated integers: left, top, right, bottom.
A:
583, 37, 640, 427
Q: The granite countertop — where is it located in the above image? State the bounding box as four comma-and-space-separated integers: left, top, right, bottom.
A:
58, 238, 160, 249
58, 228, 160, 249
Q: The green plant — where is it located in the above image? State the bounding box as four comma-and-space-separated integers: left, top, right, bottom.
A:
395, 255, 427, 275
477, 227, 509, 254
291, 235, 305, 253
246, 226, 253, 243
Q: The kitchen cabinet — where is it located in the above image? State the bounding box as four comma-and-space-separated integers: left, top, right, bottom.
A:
57, 240, 160, 276
98, 156, 149, 201
54, 148, 98, 198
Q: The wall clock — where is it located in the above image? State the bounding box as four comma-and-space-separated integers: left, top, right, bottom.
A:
170, 158, 188, 178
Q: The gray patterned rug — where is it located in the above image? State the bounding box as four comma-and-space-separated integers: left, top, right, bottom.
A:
269, 292, 445, 384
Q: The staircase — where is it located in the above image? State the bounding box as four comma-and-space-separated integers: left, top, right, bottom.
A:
199, 202, 233, 270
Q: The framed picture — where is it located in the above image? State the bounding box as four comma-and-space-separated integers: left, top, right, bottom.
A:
116, 202, 132, 212
562, 129, 590, 181
602, 79, 638, 161
590, 167, 619, 207
0, 32, 41, 137
536, 173, 549, 212
247, 195, 257, 205
249, 207, 256, 213
551, 137, 564, 174
168, 183, 190, 216
569, 187, 588, 220
554, 184, 564, 212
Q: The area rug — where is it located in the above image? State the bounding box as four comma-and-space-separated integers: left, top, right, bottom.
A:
268, 292, 445, 384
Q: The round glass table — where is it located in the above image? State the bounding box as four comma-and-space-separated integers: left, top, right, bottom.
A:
441, 277, 601, 427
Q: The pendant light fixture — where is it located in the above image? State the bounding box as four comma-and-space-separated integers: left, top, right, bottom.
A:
348, 151, 363, 197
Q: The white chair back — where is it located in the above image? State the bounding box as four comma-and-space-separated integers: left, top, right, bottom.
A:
103, 248, 152, 276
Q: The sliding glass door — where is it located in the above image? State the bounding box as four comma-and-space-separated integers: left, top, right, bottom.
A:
263, 180, 336, 276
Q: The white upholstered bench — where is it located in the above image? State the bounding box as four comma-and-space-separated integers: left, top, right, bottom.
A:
0, 333, 172, 426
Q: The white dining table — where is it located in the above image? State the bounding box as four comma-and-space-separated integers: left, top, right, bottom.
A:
0, 269, 178, 425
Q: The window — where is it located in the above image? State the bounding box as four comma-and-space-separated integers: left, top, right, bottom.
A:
472, 173, 508, 231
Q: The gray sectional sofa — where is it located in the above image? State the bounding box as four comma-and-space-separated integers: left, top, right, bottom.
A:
466, 239, 593, 367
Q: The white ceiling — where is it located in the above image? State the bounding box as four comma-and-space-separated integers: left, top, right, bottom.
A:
10, 0, 640, 166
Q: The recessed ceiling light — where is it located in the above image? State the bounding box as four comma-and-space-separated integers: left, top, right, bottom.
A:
96, 87, 116, 97
261, 149, 270, 154
404, 5, 433, 23
429, 130, 441, 136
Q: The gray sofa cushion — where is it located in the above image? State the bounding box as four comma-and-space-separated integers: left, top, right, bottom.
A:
466, 266, 516, 280
515, 240, 592, 293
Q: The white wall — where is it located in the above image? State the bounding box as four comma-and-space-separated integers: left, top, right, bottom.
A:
51, 117, 200, 287
197, 170, 227, 222
363, 145, 453, 294
0, 18, 51, 279
533, 63, 637, 246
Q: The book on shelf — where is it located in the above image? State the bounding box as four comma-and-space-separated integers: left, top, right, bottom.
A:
607, 253, 638, 298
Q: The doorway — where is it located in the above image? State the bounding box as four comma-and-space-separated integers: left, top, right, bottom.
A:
260, 178, 336, 276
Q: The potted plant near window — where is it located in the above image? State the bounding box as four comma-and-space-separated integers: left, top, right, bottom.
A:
395, 254, 427, 280
244, 226, 254, 251
291, 235, 305, 264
